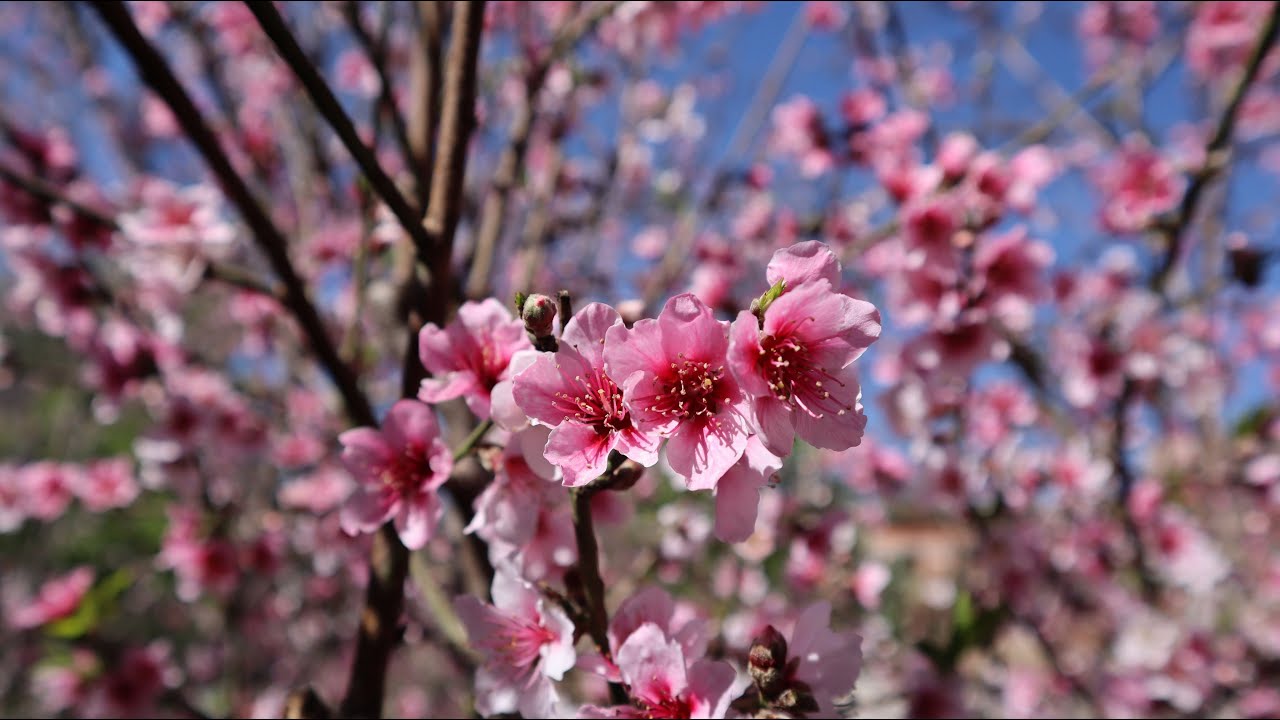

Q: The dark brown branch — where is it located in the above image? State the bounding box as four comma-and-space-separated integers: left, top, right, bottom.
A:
571, 481, 629, 706
1149, 1, 1280, 295
86, 1, 376, 429
1112, 378, 1159, 602
339, 4, 487, 718
245, 2, 435, 263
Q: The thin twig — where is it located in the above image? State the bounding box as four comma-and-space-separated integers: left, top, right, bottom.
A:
245, 2, 436, 263
463, 1, 624, 300
87, 1, 376, 429
343, 0, 416, 194
1149, 2, 1280, 295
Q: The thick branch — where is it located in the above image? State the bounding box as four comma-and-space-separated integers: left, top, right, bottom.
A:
85, 2, 375, 429
340, 4, 487, 717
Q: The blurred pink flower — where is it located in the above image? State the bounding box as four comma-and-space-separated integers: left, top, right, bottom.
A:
339, 399, 453, 550
455, 565, 577, 718
419, 299, 532, 419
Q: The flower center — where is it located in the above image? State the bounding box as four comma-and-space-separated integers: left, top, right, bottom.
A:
635, 683, 694, 719
758, 330, 852, 419
381, 442, 432, 496
641, 354, 730, 424
483, 616, 557, 670
552, 367, 632, 434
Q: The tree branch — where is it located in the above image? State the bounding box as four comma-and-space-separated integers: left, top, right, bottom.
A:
339, 4, 487, 717
245, 2, 436, 263
1149, 1, 1280, 295
463, 1, 623, 300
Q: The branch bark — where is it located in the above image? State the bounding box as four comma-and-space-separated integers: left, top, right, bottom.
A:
1149, 1, 1280, 295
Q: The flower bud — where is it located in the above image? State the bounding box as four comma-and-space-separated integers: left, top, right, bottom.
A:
748, 625, 789, 698
521, 293, 558, 338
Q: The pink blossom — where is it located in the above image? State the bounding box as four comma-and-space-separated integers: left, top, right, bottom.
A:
581, 585, 710, 684
514, 303, 661, 486
74, 457, 140, 512
338, 399, 453, 550
21, 462, 78, 521
770, 95, 834, 178
579, 623, 736, 719
418, 299, 532, 419
467, 427, 560, 548
157, 507, 239, 602
730, 247, 880, 457
455, 566, 577, 718
9, 567, 94, 629
1094, 138, 1182, 234
605, 294, 749, 490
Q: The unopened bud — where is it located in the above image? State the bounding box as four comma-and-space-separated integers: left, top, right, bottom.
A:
522, 293, 558, 338
606, 459, 645, 491
1228, 233, 1267, 288
749, 625, 789, 698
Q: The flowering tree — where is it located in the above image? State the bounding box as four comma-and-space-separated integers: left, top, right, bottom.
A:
2, 1, 1280, 718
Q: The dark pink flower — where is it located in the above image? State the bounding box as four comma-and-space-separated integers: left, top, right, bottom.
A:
730, 245, 880, 457
339, 399, 453, 550
419, 299, 532, 419
514, 303, 661, 486
605, 294, 749, 490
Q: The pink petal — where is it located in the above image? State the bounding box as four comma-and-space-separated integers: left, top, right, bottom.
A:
687, 659, 738, 719
728, 312, 772, 397
615, 623, 688, 705
562, 303, 622, 367
395, 493, 440, 550
603, 319, 665, 390
714, 464, 767, 543
418, 372, 479, 405
512, 349, 587, 426
338, 429, 391, 482
752, 397, 796, 458
382, 399, 440, 452
657, 294, 727, 361
665, 413, 748, 491
544, 422, 615, 487
614, 426, 662, 467
766, 240, 840, 288
610, 587, 676, 650
340, 487, 397, 536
